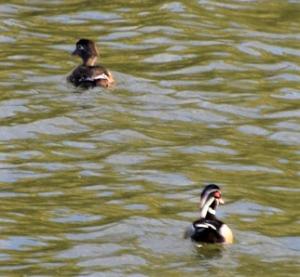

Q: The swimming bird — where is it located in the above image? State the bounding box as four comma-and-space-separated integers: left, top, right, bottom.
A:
67, 39, 114, 89
185, 184, 233, 244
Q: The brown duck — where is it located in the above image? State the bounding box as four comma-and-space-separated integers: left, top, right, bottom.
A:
67, 39, 114, 89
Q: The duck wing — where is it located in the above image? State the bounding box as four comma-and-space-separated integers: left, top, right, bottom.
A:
84, 65, 110, 82
186, 219, 224, 243
68, 65, 112, 88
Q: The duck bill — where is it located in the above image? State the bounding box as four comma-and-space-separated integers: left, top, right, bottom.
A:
72, 49, 80, 56
219, 197, 224, 205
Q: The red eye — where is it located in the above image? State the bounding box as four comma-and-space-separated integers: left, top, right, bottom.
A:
214, 191, 221, 198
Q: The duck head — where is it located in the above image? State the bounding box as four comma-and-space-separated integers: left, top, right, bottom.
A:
72, 39, 99, 66
199, 184, 224, 219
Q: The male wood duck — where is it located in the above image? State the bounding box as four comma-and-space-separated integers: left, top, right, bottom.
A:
184, 184, 233, 244
67, 39, 114, 89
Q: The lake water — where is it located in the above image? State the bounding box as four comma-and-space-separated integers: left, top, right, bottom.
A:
0, 1, 299, 276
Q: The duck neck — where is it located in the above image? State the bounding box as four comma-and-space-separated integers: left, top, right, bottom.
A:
206, 208, 217, 220
200, 197, 215, 219
83, 56, 97, 66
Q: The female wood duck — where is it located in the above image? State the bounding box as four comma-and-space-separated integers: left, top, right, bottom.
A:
185, 184, 233, 244
67, 39, 114, 89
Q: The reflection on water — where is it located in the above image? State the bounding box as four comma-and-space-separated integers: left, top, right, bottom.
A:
0, 0, 299, 276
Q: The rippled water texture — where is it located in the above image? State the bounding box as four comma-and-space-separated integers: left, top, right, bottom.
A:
0, 1, 299, 276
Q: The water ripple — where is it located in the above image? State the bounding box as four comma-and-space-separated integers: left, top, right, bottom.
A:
0, 0, 299, 276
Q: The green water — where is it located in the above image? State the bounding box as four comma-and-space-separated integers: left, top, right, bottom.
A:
0, 0, 299, 276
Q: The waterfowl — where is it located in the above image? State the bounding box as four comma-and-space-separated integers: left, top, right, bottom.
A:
67, 39, 114, 89
184, 184, 233, 244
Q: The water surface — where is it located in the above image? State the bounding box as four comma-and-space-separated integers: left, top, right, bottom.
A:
0, 0, 299, 276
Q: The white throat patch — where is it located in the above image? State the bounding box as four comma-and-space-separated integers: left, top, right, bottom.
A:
200, 197, 215, 218
208, 208, 216, 215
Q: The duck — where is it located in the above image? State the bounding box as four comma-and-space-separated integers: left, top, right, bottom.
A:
67, 39, 114, 89
184, 184, 233, 244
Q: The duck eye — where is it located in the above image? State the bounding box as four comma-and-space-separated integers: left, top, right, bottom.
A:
214, 191, 221, 198
78, 45, 84, 50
